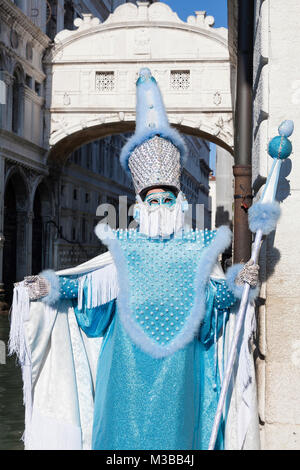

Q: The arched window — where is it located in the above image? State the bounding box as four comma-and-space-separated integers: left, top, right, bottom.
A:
12, 68, 23, 135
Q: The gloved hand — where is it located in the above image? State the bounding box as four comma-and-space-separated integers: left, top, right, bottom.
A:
235, 259, 260, 287
23, 275, 50, 300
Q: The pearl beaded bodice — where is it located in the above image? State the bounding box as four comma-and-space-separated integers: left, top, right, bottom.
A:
57, 228, 236, 357
114, 229, 236, 353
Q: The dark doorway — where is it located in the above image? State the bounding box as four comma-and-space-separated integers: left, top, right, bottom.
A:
32, 186, 43, 275
3, 180, 17, 302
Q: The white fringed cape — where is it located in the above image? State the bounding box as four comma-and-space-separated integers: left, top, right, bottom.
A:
9, 250, 260, 450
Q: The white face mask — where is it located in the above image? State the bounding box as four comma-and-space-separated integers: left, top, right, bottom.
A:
133, 191, 189, 238
144, 191, 177, 208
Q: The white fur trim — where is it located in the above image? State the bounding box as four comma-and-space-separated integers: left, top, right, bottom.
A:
96, 224, 232, 358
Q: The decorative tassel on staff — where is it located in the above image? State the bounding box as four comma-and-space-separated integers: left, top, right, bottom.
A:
208, 120, 295, 450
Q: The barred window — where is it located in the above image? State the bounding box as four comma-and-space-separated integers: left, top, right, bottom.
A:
170, 70, 190, 90
95, 72, 115, 92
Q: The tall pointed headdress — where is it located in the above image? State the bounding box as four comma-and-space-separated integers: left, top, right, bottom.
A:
120, 68, 187, 197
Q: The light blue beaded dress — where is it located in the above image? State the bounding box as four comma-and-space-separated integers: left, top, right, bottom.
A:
58, 228, 236, 450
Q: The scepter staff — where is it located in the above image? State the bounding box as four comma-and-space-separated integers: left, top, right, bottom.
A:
208, 120, 294, 450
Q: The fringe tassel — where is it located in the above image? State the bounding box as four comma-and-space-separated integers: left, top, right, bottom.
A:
77, 264, 118, 310
213, 307, 218, 391
8, 283, 32, 448
8, 283, 30, 364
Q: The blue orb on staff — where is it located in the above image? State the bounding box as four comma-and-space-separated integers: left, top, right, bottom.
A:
268, 120, 294, 160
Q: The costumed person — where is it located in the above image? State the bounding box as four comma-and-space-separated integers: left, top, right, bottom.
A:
9, 68, 260, 451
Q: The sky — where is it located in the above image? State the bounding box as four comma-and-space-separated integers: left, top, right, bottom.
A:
163, 1, 228, 173
162, 1, 228, 28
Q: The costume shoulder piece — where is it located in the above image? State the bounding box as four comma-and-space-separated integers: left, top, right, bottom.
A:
95, 224, 232, 358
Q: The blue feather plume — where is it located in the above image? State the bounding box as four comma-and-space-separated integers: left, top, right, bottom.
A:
40, 269, 60, 306
248, 201, 281, 235
120, 68, 187, 172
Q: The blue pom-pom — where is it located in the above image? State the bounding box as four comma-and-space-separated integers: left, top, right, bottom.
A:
268, 135, 292, 160
278, 120, 294, 137
248, 201, 281, 235
39, 269, 60, 306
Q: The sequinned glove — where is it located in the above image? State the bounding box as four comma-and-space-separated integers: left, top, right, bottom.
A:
24, 275, 50, 300
235, 259, 260, 287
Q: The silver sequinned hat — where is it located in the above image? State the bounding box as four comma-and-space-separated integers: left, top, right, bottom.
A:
120, 68, 187, 197
128, 136, 181, 196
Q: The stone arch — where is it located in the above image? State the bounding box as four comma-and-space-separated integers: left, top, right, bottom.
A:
4, 165, 29, 211
44, 2, 233, 167
47, 119, 233, 168
29, 175, 53, 214
3, 167, 30, 300
31, 178, 54, 274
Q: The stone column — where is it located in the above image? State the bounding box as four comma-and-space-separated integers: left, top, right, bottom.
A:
15, 211, 29, 282
41, 215, 54, 269
0, 234, 5, 310
18, 83, 25, 137
0, 154, 6, 310
26, 211, 34, 276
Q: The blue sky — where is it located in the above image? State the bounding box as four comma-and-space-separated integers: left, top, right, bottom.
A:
162, 1, 228, 28
163, 1, 228, 173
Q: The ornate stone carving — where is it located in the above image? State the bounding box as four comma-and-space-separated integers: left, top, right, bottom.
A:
213, 91, 222, 106
51, 115, 69, 135
187, 11, 215, 28
134, 29, 150, 55
63, 92, 71, 106
212, 116, 225, 136
73, 13, 100, 31
217, 116, 224, 129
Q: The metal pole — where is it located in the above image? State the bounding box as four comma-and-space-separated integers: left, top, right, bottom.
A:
233, 0, 255, 264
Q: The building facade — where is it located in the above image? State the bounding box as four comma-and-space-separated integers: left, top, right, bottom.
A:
252, 0, 300, 450
0, 0, 133, 303
0, 0, 211, 302
228, 0, 300, 449
214, 146, 234, 230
